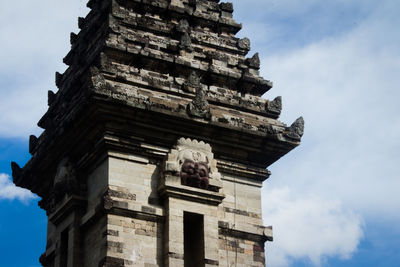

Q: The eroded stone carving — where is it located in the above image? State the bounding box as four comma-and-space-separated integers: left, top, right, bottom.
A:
187, 89, 211, 120
285, 117, 305, 140
53, 158, 79, 202
266, 96, 282, 114
237, 37, 250, 50
164, 138, 222, 191
180, 33, 193, 51
37, 158, 82, 214
219, 2, 233, 12
176, 19, 190, 33
177, 19, 193, 52
90, 66, 113, 92
246, 53, 260, 69
183, 71, 202, 92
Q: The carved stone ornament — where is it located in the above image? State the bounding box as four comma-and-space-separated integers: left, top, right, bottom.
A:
29, 135, 38, 155
177, 19, 193, 51
90, 66, 113, 92
48, 90, 56, 106
52, 158, 79, 202
164, 138, 222, 191
55, 72, 63, 87
266, 96, 282, 114
181, 159, 210, 190
237, 37, 250, 50
285, 117, 305, 140
183, 71, 202, 93
187, 89, 211, 120
219, 2, 233, 12
180, 32, 193, 51
11, 161, 22, 183
38, 158, 81, 215
258, 124, 281, 135
246, 52, 260, 69
176, 19, 190, 33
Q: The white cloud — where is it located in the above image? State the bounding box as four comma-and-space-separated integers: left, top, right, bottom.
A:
239, 0, 400, 265
0, 173, 36, 202
264, 187, 364, 267
261, 0, 400, 221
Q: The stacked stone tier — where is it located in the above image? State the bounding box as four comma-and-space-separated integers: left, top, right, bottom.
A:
59, 0, 271, 98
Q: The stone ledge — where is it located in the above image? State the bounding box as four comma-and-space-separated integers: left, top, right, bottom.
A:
48, 195, 87, 225
218, 221, 273, 242
159, 174, 225, 206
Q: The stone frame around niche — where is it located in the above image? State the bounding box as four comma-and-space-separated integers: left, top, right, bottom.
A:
159, 138, 224, 205
165, 138, 222, 190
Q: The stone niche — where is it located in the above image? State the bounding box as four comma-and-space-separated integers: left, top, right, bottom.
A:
160, 138, 224, 266
163, 138, 222, 192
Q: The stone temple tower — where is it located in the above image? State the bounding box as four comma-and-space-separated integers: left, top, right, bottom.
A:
12, 0, 303, 266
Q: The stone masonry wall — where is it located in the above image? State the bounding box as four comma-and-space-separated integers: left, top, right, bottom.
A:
103, 146, 267, 266
82, 216, 107, 267
106, 214, 163, 266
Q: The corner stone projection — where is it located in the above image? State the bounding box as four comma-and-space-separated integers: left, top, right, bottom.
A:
11, 0, 303, 266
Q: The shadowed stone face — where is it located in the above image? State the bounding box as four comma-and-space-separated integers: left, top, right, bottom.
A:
180, 159, 209, 190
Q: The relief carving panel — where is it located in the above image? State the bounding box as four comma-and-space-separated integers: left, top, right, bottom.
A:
164, 138, 222, 191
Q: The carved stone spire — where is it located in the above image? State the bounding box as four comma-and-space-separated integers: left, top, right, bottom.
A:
11, 1, 304, 266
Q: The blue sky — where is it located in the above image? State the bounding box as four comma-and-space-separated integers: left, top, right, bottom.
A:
1, 0, 400, 266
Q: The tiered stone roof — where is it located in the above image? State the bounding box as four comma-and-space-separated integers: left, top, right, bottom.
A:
12, 0, 303, 200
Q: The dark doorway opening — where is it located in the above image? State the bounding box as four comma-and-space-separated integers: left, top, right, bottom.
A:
184, 212, 205, 267
60, 228, 69, 267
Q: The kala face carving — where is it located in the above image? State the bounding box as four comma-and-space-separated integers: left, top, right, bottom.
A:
163, 138, 222, 192
180, 159, 210, 190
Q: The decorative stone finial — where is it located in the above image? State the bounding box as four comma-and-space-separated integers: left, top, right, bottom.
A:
286, 117, 305, 140
187, 89, 211, 120
237, 37, 250, 50
29, 135, 38, 155
247, 53, 260, 68
70, 32, 78, 45
219, 2, 234, 12
266, 96, 282, 114
78, 17, 85, 29
177, 19, 193, 51
176, 19, 190, 33
55, 72, 63, 87
183, 71, 202, 92
48, 90, 55, 106
180, 33, 193, 51
11, 162, 22, 183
